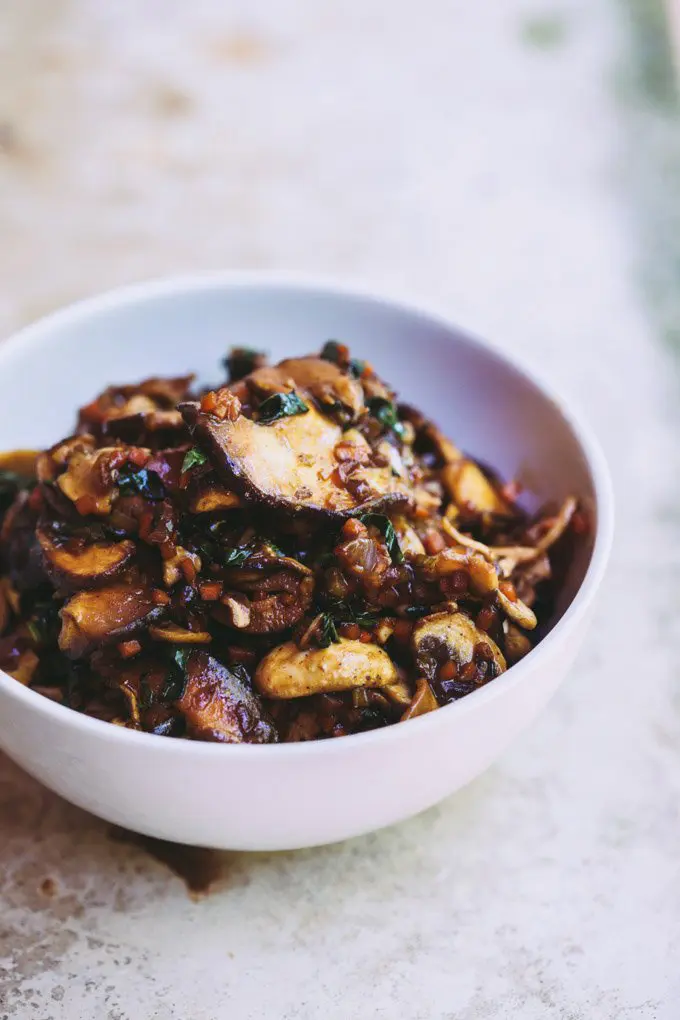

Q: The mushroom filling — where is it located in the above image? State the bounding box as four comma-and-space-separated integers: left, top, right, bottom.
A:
0, 343, 587, 742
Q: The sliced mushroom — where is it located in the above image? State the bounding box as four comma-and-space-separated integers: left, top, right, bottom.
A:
59, 583, 164, 659
181, 400, 409, 519
419, 547, 499, 596
103, 410, 188, 447
401, 677, 439, 720
254, 638, 398, 698
0, 450, 39, 477
37, 525, 135, 591
176, 651, 277, 743
77, 375, 194, 433
162, 547, 201, 587
496, 589, 537, 631
148, 623, 212, 644
441, 518, 495, 561
56, 446, 130, 516
442, 460, 508, 514
218, 595, 252, 629
504, 623, 533, 664
189, 484, 242, 513
278, 357, 364, 420
383, 678, 413, 706
214, 572, 314, 634
412, 611, 506, 681
392, 516, 426, 558
6, 648, 40, 686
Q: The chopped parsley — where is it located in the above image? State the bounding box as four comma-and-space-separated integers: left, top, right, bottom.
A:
258, 391, 309, 423
117, 466, 166, 501
318, 613, 340, 647
367, 397, 405, 440
181, 447, 207, 474
358, 513, 404, 564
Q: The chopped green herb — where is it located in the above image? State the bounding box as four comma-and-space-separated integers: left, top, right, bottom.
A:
162, 648, 191, 701
221, 545, 254, 567
181, 447, 207, 474
358, 513, 404, 564
258, 391, 309, 423
322, 598, 382, 628
319, 613, 340, 647
26, 600, 61, 646
118, 467, 166, 501
367, 397, 405, 440
139, 674, 154, 711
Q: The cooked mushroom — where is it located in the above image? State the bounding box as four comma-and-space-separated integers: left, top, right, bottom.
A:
5, 647, 40, 686
181, 400, 410, 519
214, 572, 314, 634
254, 638, 398, 698
189, 484, 242, 513
162, 547, 201, 588
442, 460, 508, 514
37, 525, 135, 591
59, 583, 164, 659
401, 677, 439, 720
419, 547, 500, 596
277, 357, 364, 421
0, 450, 39, 476
392, 515, 426, 558
56, 446, 130, 516
496, 589, 537, 631
412, 611, 506, 681
148, 623, 212, 644
176, 651, 277, 742
504, 623, 533, 663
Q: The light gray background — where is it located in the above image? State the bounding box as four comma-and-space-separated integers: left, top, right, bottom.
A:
1, 1, 678, 1017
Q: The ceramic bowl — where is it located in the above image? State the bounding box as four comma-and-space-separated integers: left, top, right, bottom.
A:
0, 274, 613, 850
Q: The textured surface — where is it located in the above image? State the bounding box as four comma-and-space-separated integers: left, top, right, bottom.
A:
1, 1, 679, 1017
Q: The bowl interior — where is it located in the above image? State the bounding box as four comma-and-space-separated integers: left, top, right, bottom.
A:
0, 279, 597, 625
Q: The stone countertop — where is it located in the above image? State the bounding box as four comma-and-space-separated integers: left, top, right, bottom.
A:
1, 2, 679, 1017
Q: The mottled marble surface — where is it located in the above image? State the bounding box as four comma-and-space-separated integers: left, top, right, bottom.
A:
1, 2, 679, 1017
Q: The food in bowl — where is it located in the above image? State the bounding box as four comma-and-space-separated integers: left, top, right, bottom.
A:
0, 342, 585, 743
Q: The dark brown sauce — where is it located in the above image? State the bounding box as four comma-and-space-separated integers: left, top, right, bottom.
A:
109, 826, 224, 896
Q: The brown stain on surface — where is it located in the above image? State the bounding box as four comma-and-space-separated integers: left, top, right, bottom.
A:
208, 33, 272, 66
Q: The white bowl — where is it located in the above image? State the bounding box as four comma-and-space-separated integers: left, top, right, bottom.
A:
0, 273, 613, 850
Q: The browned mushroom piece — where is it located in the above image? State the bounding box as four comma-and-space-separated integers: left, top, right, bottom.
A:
442, 460, 509, 515
0, 449, 39, 477
411, 611, 506, 682
189, 483, 242, 513
59, 582, 165, 659
77, 375, 194, 433
175, 651, 277, 743
103, 409, 188, 448
37, 524, 136, 591
213, 570, 314, 634
148, 623, 212, 644
401, 678, 439, 720
277, 357, 365, 421
55, 445, 148, 517
181, 401, 410, 520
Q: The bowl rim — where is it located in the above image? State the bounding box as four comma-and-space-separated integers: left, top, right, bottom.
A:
0, 270, 615, 758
